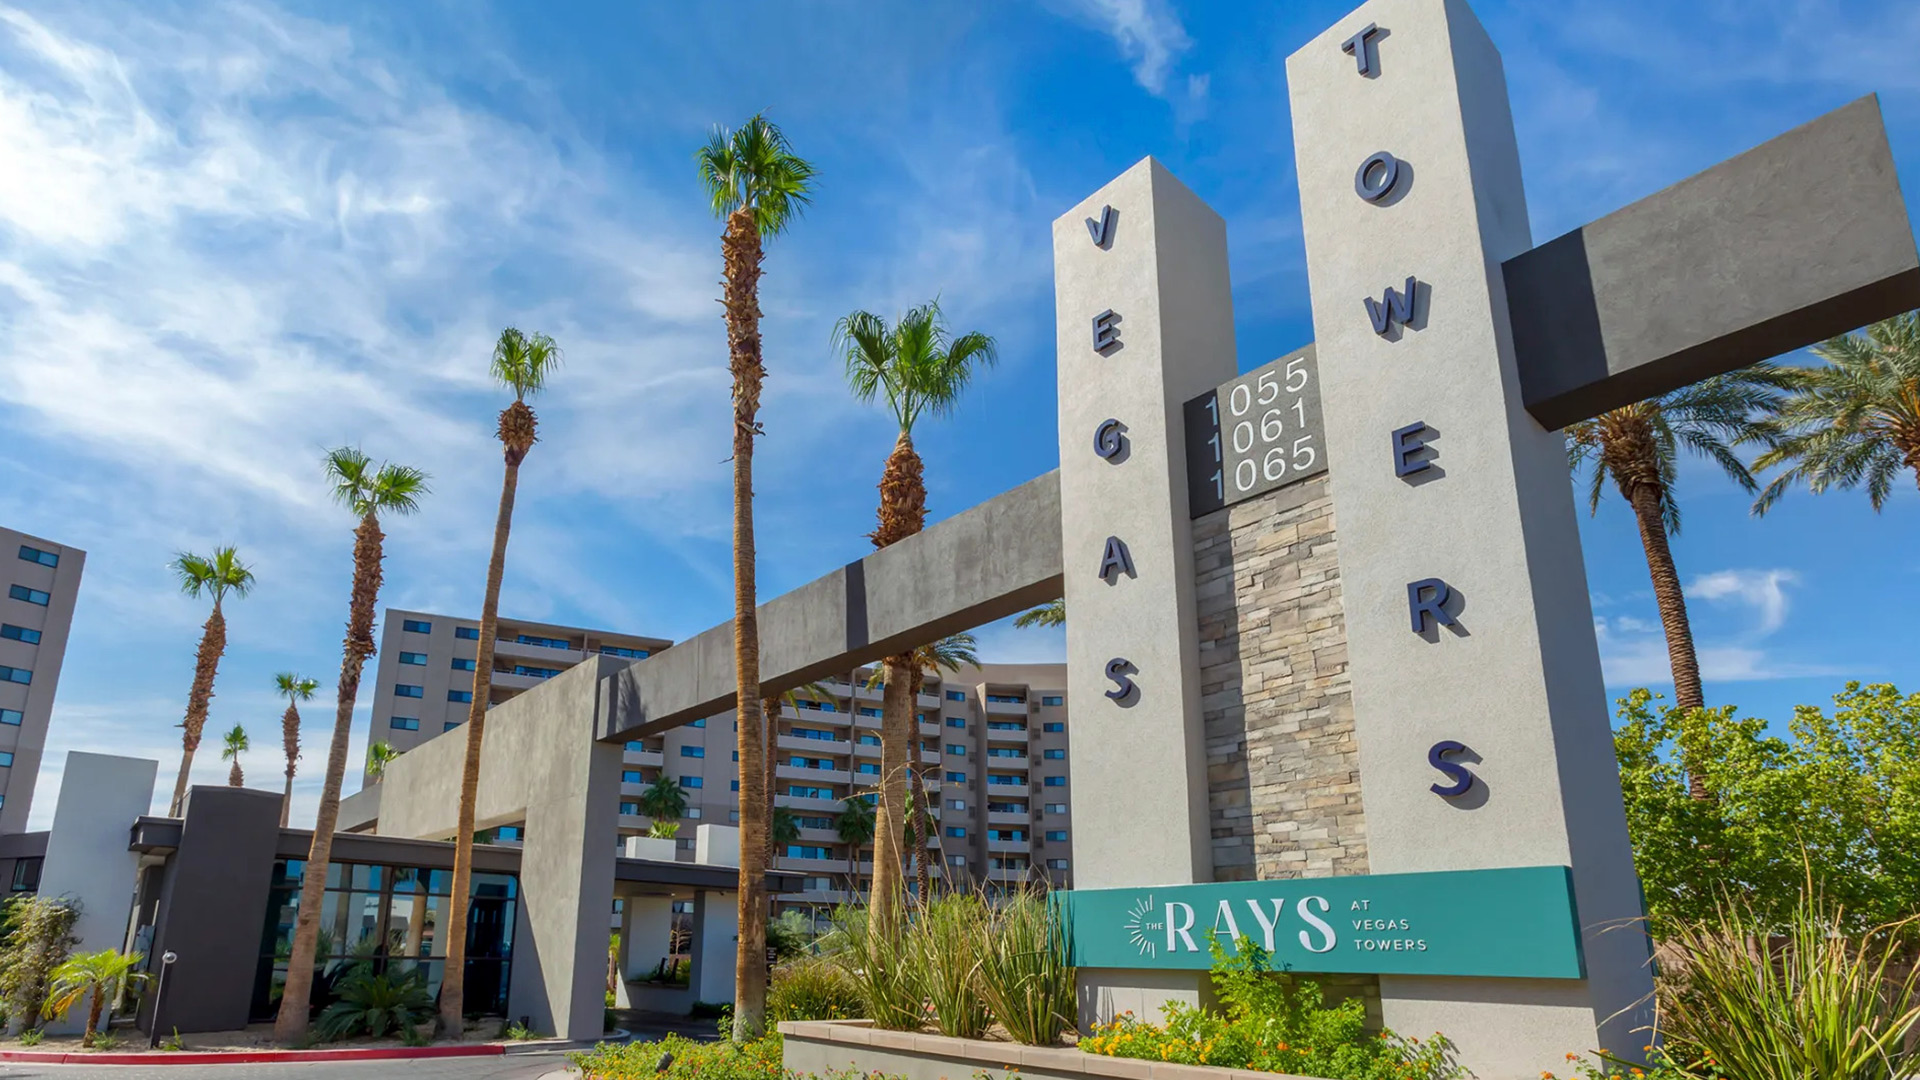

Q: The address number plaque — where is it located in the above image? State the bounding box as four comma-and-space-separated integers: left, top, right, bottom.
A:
1183, 345, 1329, 518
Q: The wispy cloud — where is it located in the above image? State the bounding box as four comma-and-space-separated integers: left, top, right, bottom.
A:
1046, 0, 1207, 115
1689, 568, 1798, 635
1594, 567, 1835, 686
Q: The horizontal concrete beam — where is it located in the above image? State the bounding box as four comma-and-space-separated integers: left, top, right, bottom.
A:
601, 470, 1064, 739
1506, 94, 1920, 430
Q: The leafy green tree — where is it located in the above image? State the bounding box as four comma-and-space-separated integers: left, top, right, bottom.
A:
836, 302, 997, 928
638, 775, 688, 825
168, 547, 256, 814
220, 724, 249, 787
44, 949, 147, 1047
1567, 368, 1788, 791
1612, 683, 1920, 931
274, 673, 319, 826
365, 741, 400, 783
0, 896, 78, 1035
1752, 312, 1920, 512
697, 112, 815, 1043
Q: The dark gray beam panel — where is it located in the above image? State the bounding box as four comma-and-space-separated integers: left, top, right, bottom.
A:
1507, 95, 1920, 431
600, 470, 1064, 739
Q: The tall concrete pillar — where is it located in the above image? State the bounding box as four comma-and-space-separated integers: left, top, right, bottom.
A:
1286, 0, 1651, 1071
688, 889, 738, 1006
624, 896, 675, 981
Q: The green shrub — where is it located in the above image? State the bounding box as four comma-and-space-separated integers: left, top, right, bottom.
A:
571, 1032, 785, 1080
17, 1028, 42, 1046
399, 1021, 431, 1047
975, 891, 1074, 1045
826, 904, 922, 1031
88, 1031, 122, 1051
316, 968, 433, 1040
504, 1020, 543, 1041
767, 910, 814, 961
915, 895, 990, 1039
0, 896, 79, 1035
1081, 934, 1462, 1080
768, 957, 864, 1023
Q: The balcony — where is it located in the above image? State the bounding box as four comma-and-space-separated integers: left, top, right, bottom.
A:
777, 792, 847, 812
773, 854, 846, 874
983, 752, 1029, 767
623, 749, 664, 768
777, 887, 853, 905
988, 867, 1032, 882
988, 837, 1032, 854
779, 732, 851, 754
796, 827, 842, 844
916, 692, 941, 709
984, 724, 1029, 743
777, 764, 851, 784
487, 670, 544, 692
494, 637, 582, 664
851, 741, 880, 758
782, 703, 851, 725
987, 810, 1029, 826
985, 699, 1028, 716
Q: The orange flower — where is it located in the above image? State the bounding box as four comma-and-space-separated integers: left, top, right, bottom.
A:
1567, 1054, 1581, 1062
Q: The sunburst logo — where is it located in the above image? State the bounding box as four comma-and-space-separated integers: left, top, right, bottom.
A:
1124, 894, 1158, 958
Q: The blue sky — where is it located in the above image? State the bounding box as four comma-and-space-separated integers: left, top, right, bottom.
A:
2, 0, 1917, 830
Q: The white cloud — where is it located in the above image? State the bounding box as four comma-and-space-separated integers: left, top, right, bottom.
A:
1592, 568, 1830, 687
1688, 568, 1798, 635
1049, 0, 1194, 98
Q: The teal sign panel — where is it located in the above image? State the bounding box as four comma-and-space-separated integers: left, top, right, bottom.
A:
1061, 865, 1584, 979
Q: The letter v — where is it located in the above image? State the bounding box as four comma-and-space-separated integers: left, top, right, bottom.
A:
1086, 204, 1115, 247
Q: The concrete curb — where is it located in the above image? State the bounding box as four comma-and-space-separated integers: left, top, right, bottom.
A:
0, 1044, 507, 1066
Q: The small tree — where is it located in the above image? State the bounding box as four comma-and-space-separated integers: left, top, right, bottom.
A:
366, 741, 400, 783
0, 897, 79, 1035
220, 724, 249, 787
45, 950, 147, 1047
638, 776, 687, 826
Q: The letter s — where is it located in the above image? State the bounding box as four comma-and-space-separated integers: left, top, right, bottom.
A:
1428, 740, 1476, 798
1104, 658, 1137, 702
1296, 896, 1336, 954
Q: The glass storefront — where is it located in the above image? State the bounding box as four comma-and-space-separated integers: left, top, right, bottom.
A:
252, 859, 518, 1021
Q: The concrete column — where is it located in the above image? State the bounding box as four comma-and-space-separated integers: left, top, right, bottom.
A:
37, 752, 157, 1036
688, 889, 738, 1006
1052, 157, 1239, 1030
624, 896, 675, 981
1286, 1, 1651, 1073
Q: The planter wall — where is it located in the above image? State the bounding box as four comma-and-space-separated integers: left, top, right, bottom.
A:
778, 1021, 1317, 1080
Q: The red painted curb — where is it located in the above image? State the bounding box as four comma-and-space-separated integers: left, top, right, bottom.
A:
0, 1043, 508, 1065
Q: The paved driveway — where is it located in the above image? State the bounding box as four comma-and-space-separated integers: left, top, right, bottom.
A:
0, 1051, 575, 1080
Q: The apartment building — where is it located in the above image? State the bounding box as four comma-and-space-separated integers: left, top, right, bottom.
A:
363, 610, 1073, 912
0, 528, 85, 834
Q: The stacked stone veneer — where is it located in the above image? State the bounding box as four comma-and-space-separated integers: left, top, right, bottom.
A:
1194, 475, 1367, 882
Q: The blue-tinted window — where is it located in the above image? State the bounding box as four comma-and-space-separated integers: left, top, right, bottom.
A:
621, 770, 644, 783
946, 717, 965, 729
398, 652, 427, 665
856, 763, 879, 775
945, 827, 966, 838
681, 776, 703, 789
8, 586, 49, 607
680, 746, 704, 758
0, 709, 19, 726
451, 658, 476, 671
791, 728, 835, 742
454, 626, 480, 640
857, 706, 881, 718
0, 752, 12, 767
512, 666, 561, 679
1043, 722, 1064, 733
730, 780, 740, 791
516, 634, 571, 650
1044, 776, 1066, 787
1046, 830, 1068, 841
394, 684, 423, 699
390, 717, 420, 731
731, 751, 739, 762
620, 802, 641, 815
986, 695, 1025, 704
786, 845, 833, 860
0, 625, 41, 645
402, 619, 432, 634
689, 718, 706, 728
17, 546, 57, 568
946, 744, 966, 756
945, 690, 966, 701
0, 666, 30, 685
1044, 749, 1066, 760
944, 771, 965, 783
988, 721, 1025, 732
856, 733, 880, 746
600, 645, 648, 659
786, 785, 831, 799
1041, 696, 1064, 707
989, 829, 1026, 841
987, 747, 1024, 758
625, 741, 647, 752
444, 721, 461, 732
448, 690, 473, 703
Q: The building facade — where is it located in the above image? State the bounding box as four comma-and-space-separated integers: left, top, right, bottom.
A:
363, 610, 1073, 913
0, 527, 85, 833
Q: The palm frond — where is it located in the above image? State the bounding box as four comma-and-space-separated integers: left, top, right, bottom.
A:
836, 300, 997, 436
695, 113, 815, 237
1013, 598, 1065, 629
490, 327, 563, 401
1752, 313, 1920, 514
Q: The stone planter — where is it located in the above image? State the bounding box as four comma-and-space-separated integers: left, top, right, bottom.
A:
778, 1020, 1317, 1080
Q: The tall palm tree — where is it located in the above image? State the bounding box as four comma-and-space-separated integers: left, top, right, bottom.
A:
1751, 313, 1920, 512
697, 111, 814, 1044
274, 673, 318, 826
274, 448, 428, 1043
442, 326, 562, 1035
833, 795, 876, 895
639, 775, 688, 825
45, 949, 147, 1047
1013, 598, 1064, 629
168, 547, 255, 815
1567, 367, 1787, 800
835, 301, 997, 929
366, 741, 400, 782
220, 724, 249, 787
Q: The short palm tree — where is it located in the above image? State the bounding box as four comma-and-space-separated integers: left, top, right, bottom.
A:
638, 775, 688, 825
274, 673, 318, 826
697, 111, 814, 1044
275, 448, 429, 1043
1013, 598, 1064, 629
770, 808, 801, 859
1751, 312, 1920, 512
220, 724, 249, 787
168, 547, 255, 815
836, 301, 996, 929
45, 949, 147, 1047
443, 326, 562, 1035
366, 741, 400, 782
1567, 366, 1787, 800
834, 795, 877, 893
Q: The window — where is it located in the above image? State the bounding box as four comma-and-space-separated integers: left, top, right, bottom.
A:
946, 744, 966, 756
1043, 722, 1065, 733
0, 752, 12, 767
621, 770, 644, 783
516, 634, 571, 650
790, 756, 828, 770
1045, 803, 1068, 814
620, 802, 641, 816
945, 689, 967, 702
625, 741, 647, 752
987, 774, 1025, 787
1048, 859, 1069, 870
8, 586, 49, 606
1041, 696, 1064, 707
944, 771, 965, 783
0, 666, 30, 685
786, 785, 831, 799
680, 746, 705, 758
1044, 749, 1066, 760
444, 721, 461, 732
792, 728, 836, 742
731, 751, 739, 762
796, 815, 832, 829
10, 857, 40, 891
946, 717, 965, 729
988, 829, 1026, 841
987, 721, 1026, 732
686, 808, 702, 819
945, 827, 966, 838
394, 684, 423, 699
1046, 830, 1068, 841
948, 854, 967, 867
495, 826, 523, 841
390, 717, 419, 731
1044, 776, 1066, 787
0, 624, 40, 645
681, 776, 703, 789
728, 810, 740, 823
402, 619, 432, 634
17, 546, 57, 568
855, 763, 879, 775
987, 747, 1025, 759
448, 690, 473, 703
856, 734, 880, 746
915, 713, 929, 723
857, 707, 881, 718
454, 626, 480, 640
986, 694, 1025, 704
948, 799, 966, 811
987, 801, 1025, 814
399, 652, 427, 666
786, 845, 833, 860
451, 658, 476, 671
512, 665, 561, 679
600, 645, 648, 659
690, 718, 706, 727
730, 780, 741, 791
801, 875, 833, 891
0, 709, 19, 726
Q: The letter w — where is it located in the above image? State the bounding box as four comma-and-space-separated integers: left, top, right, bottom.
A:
1364, 277, 1418, 335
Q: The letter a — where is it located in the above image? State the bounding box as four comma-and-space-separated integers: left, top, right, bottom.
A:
1098, 536, 1136, 583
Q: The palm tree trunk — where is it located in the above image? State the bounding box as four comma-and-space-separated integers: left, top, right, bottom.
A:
170, 602, 227, 815
281, 771, 294, 826
873, 659, 912, 929
907, 668, 940, 900
763, 696, 779, 872
281, 702, 301, 827
1627, 485, 1710, 800
723, 206, 769, 1043
85, 988, 103, 1046
441, 452, 523, 1035
274, 512, 385, 1043
229, 760, 243, 787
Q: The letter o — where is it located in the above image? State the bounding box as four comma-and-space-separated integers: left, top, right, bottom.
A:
1094, 418, 1127, 461
1354, 151, 1401, 202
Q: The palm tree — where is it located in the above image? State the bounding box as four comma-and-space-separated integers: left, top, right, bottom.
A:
835, 301, 997, 929
1567, 367, 1787, 800
1751, 313, 1920, 512
442, 326, 563, 1035
220, 724, 249, 787
168, 547, 255, 815
44, 949, 147, 1047
1013, 598, 1064, 629
639, 775, 688, 826
697, 111, 814, 1044
833, 795, 876, 895
274, 448, 429, 1043
770, 808, 801, 864
366, 741, 400, 783
274, 673, 319, 826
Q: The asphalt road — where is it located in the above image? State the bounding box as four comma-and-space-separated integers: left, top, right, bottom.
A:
0, 1051, 576, 1080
